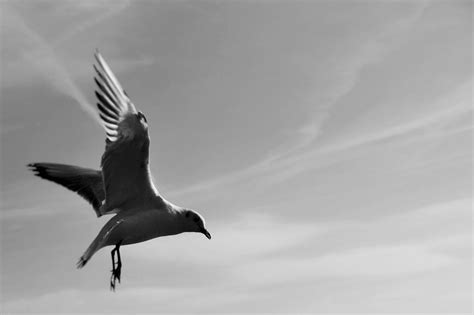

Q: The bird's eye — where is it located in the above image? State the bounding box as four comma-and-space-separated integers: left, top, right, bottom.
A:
137, 112, 147, 123
185, 212, 190, 218
193, 217, 199, 223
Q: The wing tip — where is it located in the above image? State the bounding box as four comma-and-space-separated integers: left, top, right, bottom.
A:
27, 162, 39, 172
94, 48, 101, 60
27, 163, 48, 179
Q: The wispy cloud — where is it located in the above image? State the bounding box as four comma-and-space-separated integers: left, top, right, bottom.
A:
3, 198, 470, 313
291, 1, 430, 151
125, 211, 328, 266
170, 73, 471, 202
2, 8, 101, 126
1, 1, 134, 128
236, 244, 456, 286
129, 197, 470, 283
288, 80, 472, 169
168, 3, 436, 199
2, 286, 260, 313
54, 0, 131, 45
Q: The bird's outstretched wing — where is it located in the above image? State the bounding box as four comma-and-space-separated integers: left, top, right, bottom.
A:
94, 52, 159, 213
28, 163, 105, 217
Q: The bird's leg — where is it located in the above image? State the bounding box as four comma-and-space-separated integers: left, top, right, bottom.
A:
110, 243, 122, 291
116, 244, 122, 282
110, 246, 117, 291
111, 247, 116, 272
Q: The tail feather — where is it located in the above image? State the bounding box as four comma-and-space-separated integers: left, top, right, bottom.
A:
77, 236, 101, 269
76, 256, 89, 269
77, 217, 125, 269
27, 163, 105, 217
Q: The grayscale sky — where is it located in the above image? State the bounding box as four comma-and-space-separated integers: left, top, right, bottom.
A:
1, 0, 472, 313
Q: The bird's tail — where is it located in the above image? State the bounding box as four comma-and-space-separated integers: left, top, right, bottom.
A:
77, 235, 102, 269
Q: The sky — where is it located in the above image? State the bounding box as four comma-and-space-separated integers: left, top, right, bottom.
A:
0, 0, 472, 313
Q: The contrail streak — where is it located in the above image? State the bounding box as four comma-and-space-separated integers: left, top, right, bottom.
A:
5, 8, 103, 127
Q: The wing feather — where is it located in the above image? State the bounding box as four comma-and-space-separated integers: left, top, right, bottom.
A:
97, 102, 119, 121
99, 112, 118, 125
94, 77, 118, 108
28, 163, 106, 217
93, 51, 160, 213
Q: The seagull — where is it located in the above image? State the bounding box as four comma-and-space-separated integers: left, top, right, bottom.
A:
27, 51, 211, 291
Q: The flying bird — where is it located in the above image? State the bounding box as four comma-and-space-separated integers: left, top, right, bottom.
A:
27, 51, 211, 290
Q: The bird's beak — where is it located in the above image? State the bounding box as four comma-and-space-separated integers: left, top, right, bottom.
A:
202, 228, 211, 240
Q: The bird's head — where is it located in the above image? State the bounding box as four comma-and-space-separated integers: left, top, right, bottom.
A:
181, 209, 211, 240
136, 111, 148, 128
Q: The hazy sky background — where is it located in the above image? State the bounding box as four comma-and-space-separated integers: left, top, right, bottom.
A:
1, 0, 472, 313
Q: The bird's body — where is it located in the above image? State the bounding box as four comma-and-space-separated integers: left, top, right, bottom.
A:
28, 51, 211, 290
106, 206, 183, 245
77, 201, 188, 268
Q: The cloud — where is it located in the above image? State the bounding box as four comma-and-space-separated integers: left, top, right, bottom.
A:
1, 246, 457, 313
318, 80, 473, 153
3, 198, 470, 313
169, 75, 471, 202
167, 3, 436, 200
1, 1, 136, 129
2, 286, 259, 313
2, 8, 102, 126
230, 197, 470, 285
291, 1, 430, 150
124, 211, 329, 266
54, 0, 131, 44
0, 6, 156, 153
235, 245, 456, 288
129, 198, 470, 283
